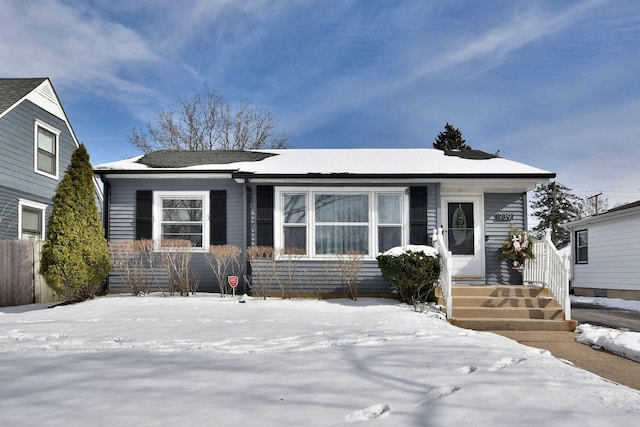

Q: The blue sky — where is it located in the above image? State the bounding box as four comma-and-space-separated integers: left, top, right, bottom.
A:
2, 0, 639, 206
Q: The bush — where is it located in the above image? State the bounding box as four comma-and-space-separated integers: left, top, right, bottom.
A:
377, 246, 440, 307
205, 245, 242, 296
40, 145, 111, 302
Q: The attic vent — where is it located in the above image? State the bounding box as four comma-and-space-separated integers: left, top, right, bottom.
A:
37, 84, 56, 103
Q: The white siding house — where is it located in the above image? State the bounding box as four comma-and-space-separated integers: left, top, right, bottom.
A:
563, 200, 640, 300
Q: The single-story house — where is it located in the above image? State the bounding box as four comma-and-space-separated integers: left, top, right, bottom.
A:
94, 148, 554, 295
563, 200, 640, 300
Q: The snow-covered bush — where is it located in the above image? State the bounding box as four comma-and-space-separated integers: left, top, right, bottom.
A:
376, 245, 440, 306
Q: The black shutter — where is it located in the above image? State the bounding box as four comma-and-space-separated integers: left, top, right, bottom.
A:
210, 190, 227, 245
256, 185, 274, 246
409, 187, 428, 245
135, 190, 153, 240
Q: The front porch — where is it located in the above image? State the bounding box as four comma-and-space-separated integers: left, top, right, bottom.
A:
433, 228, 576, 331
435, 285, 577, 331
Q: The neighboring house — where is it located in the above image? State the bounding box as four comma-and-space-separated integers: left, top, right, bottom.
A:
0, 78, 88, 240
95, 148, 554, 295
563, 200, 640, 300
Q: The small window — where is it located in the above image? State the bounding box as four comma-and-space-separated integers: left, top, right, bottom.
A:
153, 192, 209, 250
576, 230, 588, 264
34, 120, 60, 179
283, 193, 307, 253
18, 200, 47, 240
377, 193, 402, 253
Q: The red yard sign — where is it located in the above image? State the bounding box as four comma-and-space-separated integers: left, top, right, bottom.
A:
228, 276, 239, 288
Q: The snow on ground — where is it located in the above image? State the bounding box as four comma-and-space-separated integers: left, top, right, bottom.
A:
571, 295, 640, 363
1, 295, 639, 427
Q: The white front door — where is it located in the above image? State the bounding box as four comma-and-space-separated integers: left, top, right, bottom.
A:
442, 195, 484, 278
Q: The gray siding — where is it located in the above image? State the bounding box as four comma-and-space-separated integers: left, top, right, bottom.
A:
248, 259, 391, 296
104, 177, 245, 293
0, 100, 77, 238
0, 100, 75, 199
0, 184, 52, 239
484, 193, 526, 285
245, 182, 439, 296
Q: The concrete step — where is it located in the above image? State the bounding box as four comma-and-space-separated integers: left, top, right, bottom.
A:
449, 285, 551, 298
451, 318, 577, 331
444, 296, 561, 309
453, 307, 564, 320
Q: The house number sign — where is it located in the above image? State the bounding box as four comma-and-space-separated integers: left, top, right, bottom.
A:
494, 213, 513, 221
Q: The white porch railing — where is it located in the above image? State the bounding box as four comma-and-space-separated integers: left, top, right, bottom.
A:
523, 229, 572, 320
432, 227, 453, 319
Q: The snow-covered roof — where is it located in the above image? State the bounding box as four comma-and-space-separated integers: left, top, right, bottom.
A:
94, 148, 555, 179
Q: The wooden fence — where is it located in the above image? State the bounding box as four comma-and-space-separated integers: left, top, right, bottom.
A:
0, 240, 61, 307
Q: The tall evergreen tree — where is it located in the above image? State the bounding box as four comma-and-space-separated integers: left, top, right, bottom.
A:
40, 144, 111, 302
530, 181, 584, 249
433, 122, 472, 151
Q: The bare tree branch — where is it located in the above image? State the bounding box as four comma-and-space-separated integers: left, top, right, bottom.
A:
128, 86, 288, 152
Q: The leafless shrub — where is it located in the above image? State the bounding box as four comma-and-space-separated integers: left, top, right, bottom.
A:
0, 202, 18, 239
337, 250, 364, 300
273, 247, 305, 299
245, 246, 275, 299
109, 240, 156, 295
205, 245, 242, 296
160, 240, 199, 296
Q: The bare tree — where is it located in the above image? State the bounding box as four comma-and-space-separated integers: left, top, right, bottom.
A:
583, 194, 609, 216
128, 86, 288, 152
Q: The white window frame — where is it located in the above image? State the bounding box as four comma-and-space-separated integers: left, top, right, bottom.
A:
33, 119, 61, 179
575, 229, 588, 264
274, 187, 408, 259
18, 199, 48, 240
152, 191, 210, 251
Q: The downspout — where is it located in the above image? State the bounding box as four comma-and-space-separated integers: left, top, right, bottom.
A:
99, 173, 110, 295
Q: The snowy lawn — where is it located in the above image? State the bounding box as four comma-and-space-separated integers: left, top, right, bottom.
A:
1, 294, 640, 426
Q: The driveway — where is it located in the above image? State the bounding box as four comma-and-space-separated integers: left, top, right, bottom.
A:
571, 301, 640, 332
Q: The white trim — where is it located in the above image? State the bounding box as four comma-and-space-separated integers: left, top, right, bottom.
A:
18, 199, 48, 240
33, 119, 61, 180
274, 186, 407, 260
152, 191, 210, 251
101, 173, 234, 180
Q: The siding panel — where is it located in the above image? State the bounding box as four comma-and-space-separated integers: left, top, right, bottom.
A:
484, 193, 526, 285
105, 177, 244, 293
573, 215, 640, 291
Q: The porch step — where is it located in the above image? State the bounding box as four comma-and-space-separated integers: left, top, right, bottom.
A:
453, 307, 564, 320
438, 285, 575, 331
451, 318, 577, 331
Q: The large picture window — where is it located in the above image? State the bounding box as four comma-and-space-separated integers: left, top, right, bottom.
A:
276, 188, 406, 258
34, 120, 60, 179
576, 230, 588, 264
153, 192, 209, 250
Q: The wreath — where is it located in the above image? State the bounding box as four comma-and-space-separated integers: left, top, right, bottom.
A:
500, 229, 535, 268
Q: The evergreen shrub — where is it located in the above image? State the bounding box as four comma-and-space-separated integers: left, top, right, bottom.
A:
377, 247, 440, 305
40, 145, 111, 302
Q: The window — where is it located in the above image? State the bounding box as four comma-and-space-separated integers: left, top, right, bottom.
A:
283, 193, 307, 253
34, 120, 60, 178
576, 230, 588, 264
377, 193, 403, 253
276, 188, 406, 258
18, 199, 47, 240
153, 192, 209, 250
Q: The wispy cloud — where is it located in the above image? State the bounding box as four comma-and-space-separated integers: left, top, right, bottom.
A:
408, 0, 606, 82
281, 1, 608, 137
0, 0, 162, 106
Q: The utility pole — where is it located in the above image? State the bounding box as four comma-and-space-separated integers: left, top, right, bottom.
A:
587, 192, 603, 214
